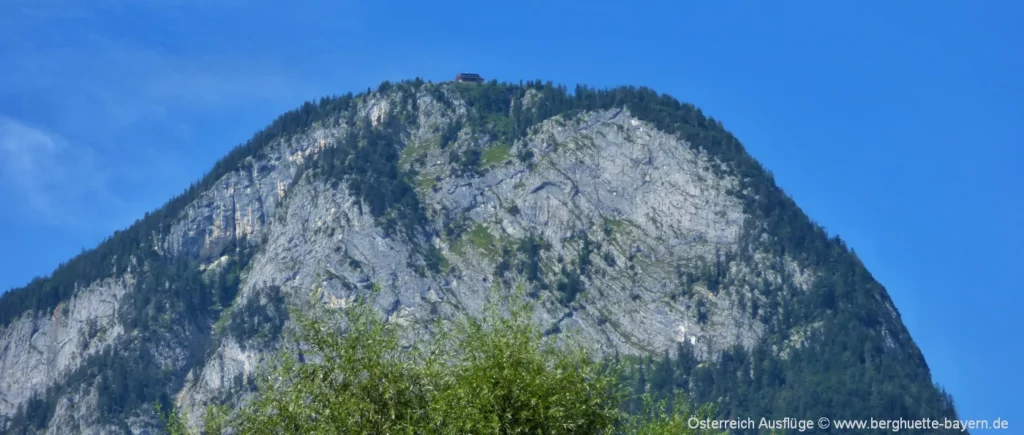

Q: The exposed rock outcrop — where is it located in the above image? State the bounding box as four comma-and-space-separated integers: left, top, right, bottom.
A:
0, 81, 950, 434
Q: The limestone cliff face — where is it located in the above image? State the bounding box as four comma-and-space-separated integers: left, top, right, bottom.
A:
0, 81, 936, 434
0, 276, 132, 417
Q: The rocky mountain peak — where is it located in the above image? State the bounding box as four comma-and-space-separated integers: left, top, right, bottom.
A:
0, 79, 958, 433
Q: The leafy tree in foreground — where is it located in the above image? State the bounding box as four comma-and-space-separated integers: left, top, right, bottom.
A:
168, 285, 724, 434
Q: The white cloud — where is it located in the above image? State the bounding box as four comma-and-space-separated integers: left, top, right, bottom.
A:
0, 116, 120, 226
0, 34, 313, 139
0, 1, 352, 228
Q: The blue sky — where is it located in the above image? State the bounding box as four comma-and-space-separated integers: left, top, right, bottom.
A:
1, 0, 1021, 426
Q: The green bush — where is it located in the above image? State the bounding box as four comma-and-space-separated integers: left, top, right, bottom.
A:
170, 286, 724, 434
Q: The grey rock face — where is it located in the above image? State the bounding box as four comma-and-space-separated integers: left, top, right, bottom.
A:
170, 102, 777, 428
0, 276, 133, 419
0, 82, 901, 433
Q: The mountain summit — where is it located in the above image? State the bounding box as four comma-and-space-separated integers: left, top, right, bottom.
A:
0, 79, 958, 433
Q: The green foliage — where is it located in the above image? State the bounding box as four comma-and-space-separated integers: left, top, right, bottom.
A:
616, 338, 960, 435
5, 393, 53, 433
555, 267, 583, 306
438, 120, 462, 149
449, 147, 483, 177
159, 401, 189, 435
454, 81, 519, 143
317, 113, 430, 240
227, 286, 289, 349
516, 148, 535, 164
603, 251, 618, 268
621, 393, 721, 435
550, 233, 595, 307
162, 401, 227, 435
577, 233, 594, 276
193, 286, 723, 434
480, 143, 512, 167
515, 234, 549, 292
465, 224, 498, 256
422, 245, 448, 274
421, 287, 623, 434
222, 290, 430, 434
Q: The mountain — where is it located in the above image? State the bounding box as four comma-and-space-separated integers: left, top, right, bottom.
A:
0, 79, 959, 434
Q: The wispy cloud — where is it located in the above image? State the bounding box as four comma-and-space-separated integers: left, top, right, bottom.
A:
0, 2, 330, 229
1, 32, 314, 141
0, 116, 120, 226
